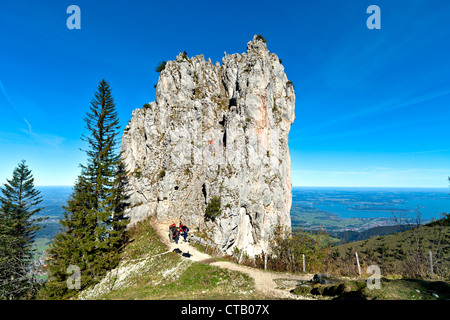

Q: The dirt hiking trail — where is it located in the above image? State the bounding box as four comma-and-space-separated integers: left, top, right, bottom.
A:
152, 221, 315, 299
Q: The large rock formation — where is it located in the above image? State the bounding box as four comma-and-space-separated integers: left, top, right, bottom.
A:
121, 35, 295, 257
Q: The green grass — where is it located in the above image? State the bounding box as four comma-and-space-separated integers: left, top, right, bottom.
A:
103, 261, 258, 300
121, 220, 167, 260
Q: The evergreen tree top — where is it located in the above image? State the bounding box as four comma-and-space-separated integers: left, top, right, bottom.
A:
0, 160, 43, 214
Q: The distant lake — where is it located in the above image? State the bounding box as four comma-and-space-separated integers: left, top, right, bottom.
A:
292, 187, 450, 221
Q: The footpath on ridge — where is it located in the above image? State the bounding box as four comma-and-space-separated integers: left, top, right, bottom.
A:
152, 221, 314, 299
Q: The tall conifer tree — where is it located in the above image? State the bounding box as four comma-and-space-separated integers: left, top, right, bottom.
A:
42, 79, 129, 299
0, 160, 44, 300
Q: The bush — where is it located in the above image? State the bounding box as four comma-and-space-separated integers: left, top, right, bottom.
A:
134, 170, 142, 178
255, 34, 267, 43
205, 196, 222, 221
155, 60, 167, 73
268, 225, 332, 273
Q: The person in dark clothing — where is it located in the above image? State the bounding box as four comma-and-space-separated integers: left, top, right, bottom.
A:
169, 223, 176, 243
173, 227, 180, 244
181, 225, 189, 242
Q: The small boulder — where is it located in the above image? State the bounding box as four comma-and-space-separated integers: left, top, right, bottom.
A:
312, 273, 334, 285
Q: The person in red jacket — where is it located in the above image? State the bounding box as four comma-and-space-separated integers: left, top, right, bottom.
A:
178, 222, 184, 242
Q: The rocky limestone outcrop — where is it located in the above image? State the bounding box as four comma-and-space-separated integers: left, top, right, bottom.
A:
121, 35, 295, 257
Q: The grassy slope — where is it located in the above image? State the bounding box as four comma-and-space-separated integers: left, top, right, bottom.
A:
78, 218, 261, 300
292, 277, 450, 300
289, 219, 450, 300
329, 224, 450, 278
329, 225, 407, 244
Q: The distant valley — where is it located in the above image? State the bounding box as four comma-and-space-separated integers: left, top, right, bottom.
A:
33, 186, 72, 258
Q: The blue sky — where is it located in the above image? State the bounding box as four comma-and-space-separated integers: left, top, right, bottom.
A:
1, 0, 450, 187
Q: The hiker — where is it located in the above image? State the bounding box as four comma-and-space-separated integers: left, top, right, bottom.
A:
181, 224, 189, 242
169, 223, 176, 243
178, 222, 184, 241
173, 226, 180, 244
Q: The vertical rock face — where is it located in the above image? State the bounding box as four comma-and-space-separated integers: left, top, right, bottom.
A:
121, 35, 295, 257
